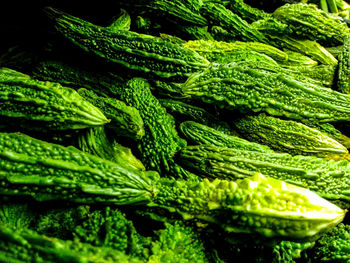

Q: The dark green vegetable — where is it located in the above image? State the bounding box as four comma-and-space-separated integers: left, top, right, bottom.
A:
179, 121, 272, 152
77, 88, 144, 140
0, 202, 36, 230
252, 18, 338, 65
228, 0, 271, 23
120, 78, 192, 180
201, 3, 269, 43
181, 62, 350, 123
45, 7, 209, 80
0, 132, 345, 240
32, 60, 127, 98
310, 223, 350, 262
0, 68, 109, 131
234, 113, 348, 157
273, 3, 349, 45
0, 131, 157, 205
149, 221, 209, 263
183, 39, 288, 63
337, 35, 350, 94
36, 206, 149, 257
0, 226, 142, 263
178, 144, 350, 206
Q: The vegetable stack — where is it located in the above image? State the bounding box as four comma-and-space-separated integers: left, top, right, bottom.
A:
1, 0, 350, 262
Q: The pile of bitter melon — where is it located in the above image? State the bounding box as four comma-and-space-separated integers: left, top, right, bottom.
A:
1, 0, 350, 262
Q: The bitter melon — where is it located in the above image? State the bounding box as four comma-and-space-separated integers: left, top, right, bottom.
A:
107, 9, 131, 32
181, 62, 350, 123
32, 60, 126, 98
45, 7, 210, 80
0, 132, 345, 240
77, 88, 144, 140
234, 113, 348, 157
179, 121, 272, 152
0, 68, 108, 131
337, 34, 350, 94
201, 3, 269, 43
252, 17, 338, 65
120, 78, 193, 180
273, 3, 349, 46
228, 0, 271, 22
183, 39, 289, 63
178, 144, 350, 206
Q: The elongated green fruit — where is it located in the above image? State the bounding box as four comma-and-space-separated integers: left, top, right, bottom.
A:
77, 126, 145, 171
234, 113, 348, 157
279, 50, 318, 68
120, 78, 193, 180
181, 62, 350, 123
78, 88, 144, 140
305, 122, 350, 149
252, 18, 338, 65
159, 99, 237, 136
45, 7, 209, 80
0, 132, 156, 205
183, 39, 289, 62
179, 121, 272, 152
0, 68, 108, 130
337, 35, 350, 94
178, 144, 350, 205
32, 60, 126, 98
0, 132, 345, 240
201, 3, 269, 43
0, 226, 143, 263
154, 173, 345, 240
273, 3, 349, 45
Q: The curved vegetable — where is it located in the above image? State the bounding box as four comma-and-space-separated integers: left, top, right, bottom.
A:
0, 68, 108, 131
181, 62, 350, 123
45, 7, 209, 80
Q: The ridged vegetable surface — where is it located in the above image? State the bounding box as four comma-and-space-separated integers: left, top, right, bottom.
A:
78, 88, 144, 140
32, 60, 126, 98
0, 132, 156, 205
234, 113, 348, 157
0, 132, 345, 240
273, 3, 349, 45
337, 35, 350, 94
154, 173, 345, 240
181, 62, 350, 123
0, 226, 142, 263
0, 68, 108, 130
179, 121, 273, 152
178, 144, 350, 206
45, 7, 210, 80
120, 78, 192, 180
201, 3, 269, 43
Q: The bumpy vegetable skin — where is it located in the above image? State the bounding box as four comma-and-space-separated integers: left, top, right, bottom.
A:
0, 226, 142, 263
120, 78, 192, 180
178, 144, 350, 206
0, 132, 157, 205
0, 68, 108, 130
180, 121, 272, 152
234, 113, 348, 157
273, 3, 349, 45
45, 7, 210, 80
181, 62, 350, 123
78, 88, 144, 140
154, 173, 345, 240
